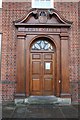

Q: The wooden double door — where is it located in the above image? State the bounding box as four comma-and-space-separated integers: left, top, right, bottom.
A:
30, 52, 55, 95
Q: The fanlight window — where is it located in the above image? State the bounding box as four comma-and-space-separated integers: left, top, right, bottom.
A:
32, 40, 54, 51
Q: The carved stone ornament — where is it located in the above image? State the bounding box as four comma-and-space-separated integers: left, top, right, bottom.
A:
14, 8, 72, 27
38, 11, 48, 23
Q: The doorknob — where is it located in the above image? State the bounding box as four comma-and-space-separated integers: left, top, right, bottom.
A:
59, 80, 61, 83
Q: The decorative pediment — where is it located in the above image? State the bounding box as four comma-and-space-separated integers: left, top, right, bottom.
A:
14, 8, 72, 27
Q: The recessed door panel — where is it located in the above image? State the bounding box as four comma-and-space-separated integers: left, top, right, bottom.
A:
32, 54, 41, 59
32, 61, 41, 74
44, 54, 52, 60
32, 79, 40, 91
44, 78, 52, 91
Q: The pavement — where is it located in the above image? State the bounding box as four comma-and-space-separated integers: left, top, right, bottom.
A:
1, 102, 79, 119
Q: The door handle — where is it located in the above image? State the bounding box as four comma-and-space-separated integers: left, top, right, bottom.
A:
59, 80, 61, 83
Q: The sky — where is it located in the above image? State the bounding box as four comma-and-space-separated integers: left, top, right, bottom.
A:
0, 0, 2, 8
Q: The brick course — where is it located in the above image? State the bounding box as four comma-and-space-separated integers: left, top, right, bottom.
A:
1, 2, 79, 103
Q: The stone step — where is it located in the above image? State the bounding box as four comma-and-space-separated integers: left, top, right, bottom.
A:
15, 96, 71, 105
25, 96, 58, 105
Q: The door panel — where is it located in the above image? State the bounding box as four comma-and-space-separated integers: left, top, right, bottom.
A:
44, 54, 52, 60
32, 79, 40, 91
32, 54, 41, 59
44, 78, 52, 90
30, 52, 55, 95
32, 61, 41, 74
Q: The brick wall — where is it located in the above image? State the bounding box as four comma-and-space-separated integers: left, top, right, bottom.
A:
2, 2, 79, 103
78, 1, 80, 103
0, 9, 2, 33
2, 2, 31, 101
55, 2, 79, 103
0, 9, 2, 103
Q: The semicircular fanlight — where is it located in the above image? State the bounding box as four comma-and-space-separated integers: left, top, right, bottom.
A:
32, 40, 54, 51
